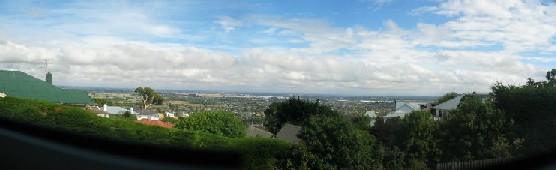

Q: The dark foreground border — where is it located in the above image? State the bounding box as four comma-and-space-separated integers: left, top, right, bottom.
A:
0, 118, 241, 170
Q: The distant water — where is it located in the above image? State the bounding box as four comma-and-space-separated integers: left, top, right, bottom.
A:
61, 86, 439, 101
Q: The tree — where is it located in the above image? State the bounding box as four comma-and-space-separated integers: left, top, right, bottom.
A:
297, 115, 380, 169
492, 69, 556, 153
174, 111, 246, 138
134, 87, 163, 110
439, 94, 520, 162
93, 98, 113, 106
263, 97, 338, 135
395, 111, 441, 168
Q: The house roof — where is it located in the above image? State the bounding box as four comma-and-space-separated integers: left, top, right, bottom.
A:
276, 123, 301, 144
386, 110, 410, 118
433, 95, 464, 110
135, 120, 173, 128
246, 125, 272, 138
365, 111, 377, 117
104, 106, 128, 114
0, 70, 94, 104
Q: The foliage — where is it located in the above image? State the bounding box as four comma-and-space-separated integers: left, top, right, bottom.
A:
297, 115, 380, 169
395, 111, 441, 168
134, 87, 164, 110
439, 94, 520, 162
433, 92, 458, 106
492, 69, 556, 153
0, 97, 291, 170
160, 116, 177, 124
371, 117, 402, 147
174, 111, 246, 138
263, 97, 338, 135
374, 144, 406, 169
93, 98, 113, 106
109, 111, 137, 120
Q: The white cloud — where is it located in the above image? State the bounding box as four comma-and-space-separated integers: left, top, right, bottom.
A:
1, 1, 554, 95
215, 16, 243, 32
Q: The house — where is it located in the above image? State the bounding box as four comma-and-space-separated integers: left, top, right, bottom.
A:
392, 101, 420, 115
136, 110, 160, 120
135, 119, 174, 128
0, 92, 6, 98
0, 70, 94, 105
365, 111, 377, 126
432, 95, 464, 120
246, 125, 272, 138
365, 101, 421, 126
165, 111, 176, 118
276, 123, 302, 144
102, 104, 128, 115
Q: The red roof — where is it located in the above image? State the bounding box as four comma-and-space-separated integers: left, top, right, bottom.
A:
135, 120, 174, 129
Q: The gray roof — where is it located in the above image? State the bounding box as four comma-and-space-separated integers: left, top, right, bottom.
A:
246, 125, 272, 138
276, 123, 301, 144
104, 106, 128, 114
433, 95, 464, 110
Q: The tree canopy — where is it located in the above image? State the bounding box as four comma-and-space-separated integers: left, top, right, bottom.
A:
492, 69, 556, 153
263, 97, 338, 135
174, 111, 246, 138
439, 94, 520, 161
134, 87, 163, 110
298, 115, 380, 169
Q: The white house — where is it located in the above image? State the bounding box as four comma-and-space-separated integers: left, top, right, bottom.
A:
136, 110, 160, 120
365, 111, 377, 126
433, 95, 464, 120
102, 104, 128, 115
165, 111, 176, 118
365, 101, 421, 126
0, 92, 6, 98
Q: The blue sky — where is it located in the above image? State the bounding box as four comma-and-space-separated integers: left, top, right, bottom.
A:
0, 0, 555, 95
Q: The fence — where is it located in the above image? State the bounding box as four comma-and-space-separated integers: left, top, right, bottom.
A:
436, 157, 515, 170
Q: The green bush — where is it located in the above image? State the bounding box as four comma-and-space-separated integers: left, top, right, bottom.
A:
174, 111, 246, 138
0, 97, 291, 169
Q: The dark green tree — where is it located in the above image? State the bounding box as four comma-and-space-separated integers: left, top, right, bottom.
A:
492, 69, 556, 153
134, 87, 163, 110
439, 94, 520, 162
93, 98, 113, 106
298, 115, 380, 169
174, 111, 246, 138
263, 97, 338, 135
395, 111, 441, 168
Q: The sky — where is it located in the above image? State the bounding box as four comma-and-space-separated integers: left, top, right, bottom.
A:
0, 0, 555, 96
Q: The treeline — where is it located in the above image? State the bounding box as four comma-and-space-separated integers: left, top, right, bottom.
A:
264, 69, 556, 169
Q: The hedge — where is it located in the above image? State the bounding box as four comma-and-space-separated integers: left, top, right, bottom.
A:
0, 96, 291, 169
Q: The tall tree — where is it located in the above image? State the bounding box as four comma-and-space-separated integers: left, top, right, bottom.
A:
298, 115, 380, 169
439, 94, 520, 162
395, 111, 441, 168
263, 97, 338, 135
134, 87, 163, 110
492, 69, 556, 153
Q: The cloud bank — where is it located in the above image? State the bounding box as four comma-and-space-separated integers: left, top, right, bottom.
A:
0, 0, 554, 95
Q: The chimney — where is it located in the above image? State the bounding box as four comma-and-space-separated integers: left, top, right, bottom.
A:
103, 104, 107, 112
46, 72, 52, 85
393, 100, 397, 111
